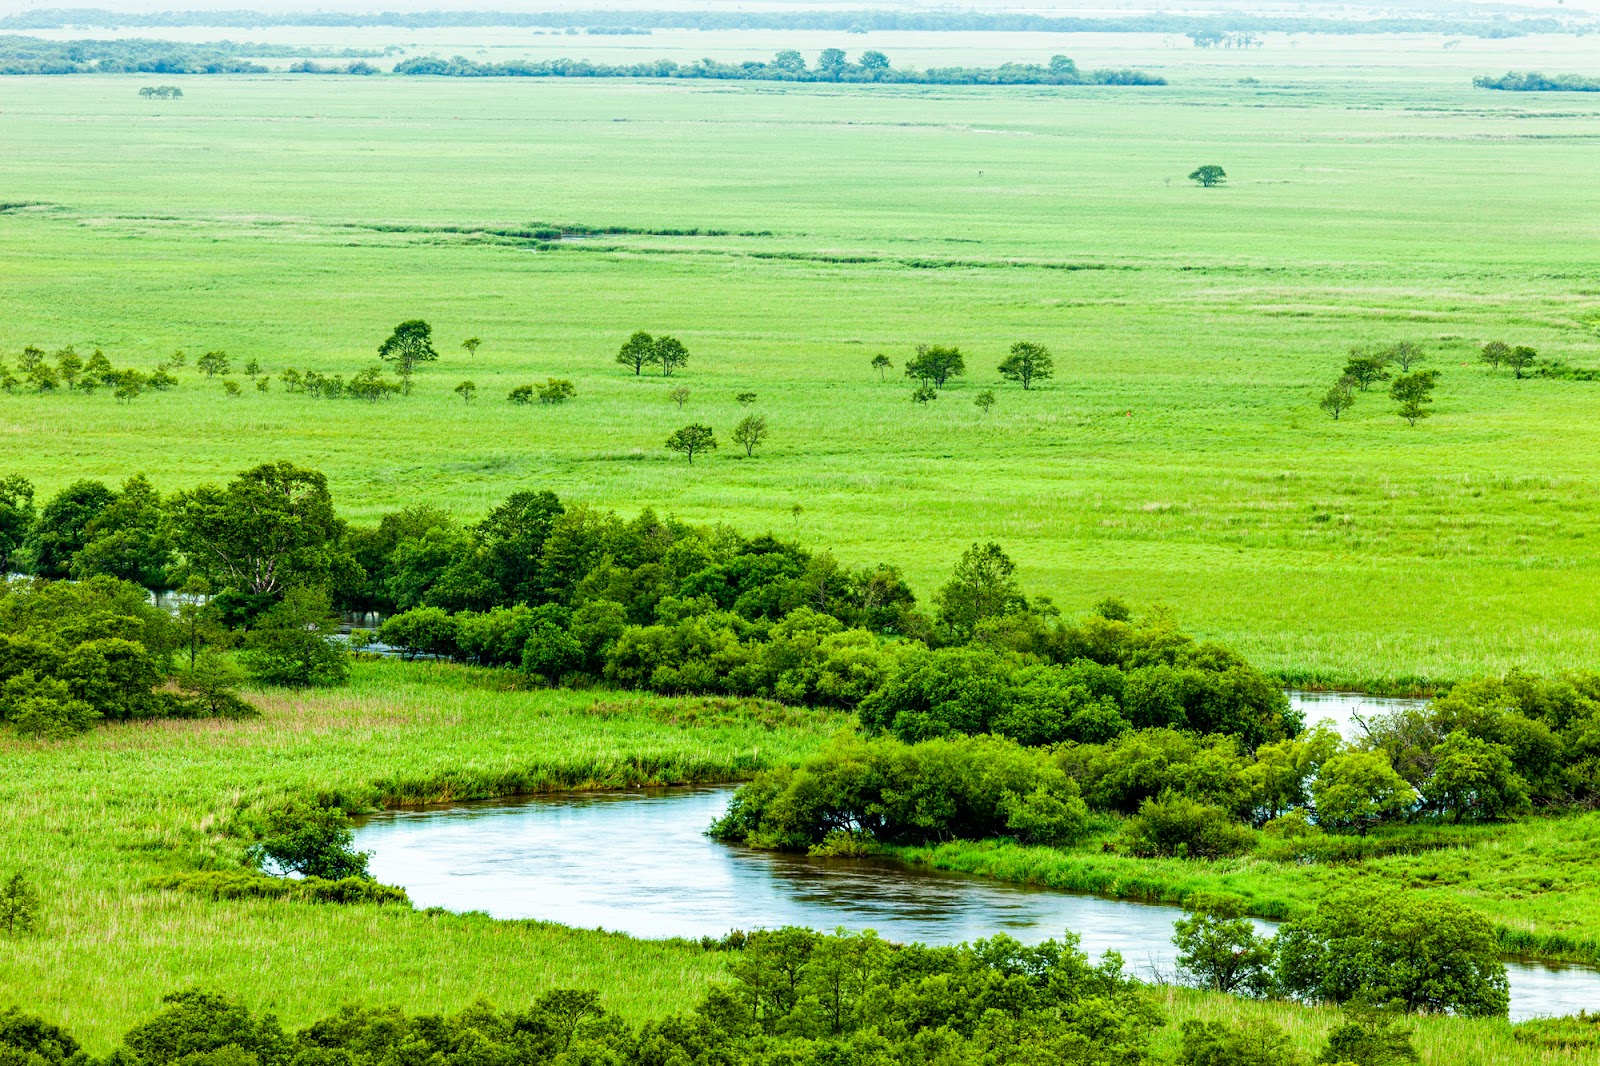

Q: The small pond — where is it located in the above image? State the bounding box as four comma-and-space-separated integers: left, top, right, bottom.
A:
1288, 690, 1427, 740
354, 787, 1600, 1022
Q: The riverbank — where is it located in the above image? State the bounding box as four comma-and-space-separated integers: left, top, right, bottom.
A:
4, 658, 1596, 1053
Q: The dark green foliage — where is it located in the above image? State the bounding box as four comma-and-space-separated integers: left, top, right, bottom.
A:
69, 474, 173, 587
20, 479, 114, 578
376, 319, 439, 388
0, 576, 183, 733
1388, 369, 1438, 425
0, 475, 34, 572
1177, 1019, 1297, 1066
1120, 794, 1256, 858
169, 462, 348, 596
1188, 164, 1227, 187
240, 589, 348, 687
904, 343, 965, 389
615, 330, 658, 375
535, 378, 575, 404
997, 340, 1053, 389
1342, 348, 1391, 391
1172, 893, 1274, 994
1418, 730, 1529, 822
665, 423, 716, 462
149, 870, 408, 906
121, 989, 291, 1066
932, 541, 1026, 640
0, 873, 40, 936
0, 1005, 83, 1066
175, 651, 256, 719
248, 802, 371, 880
710, 732, 1091, 850
1315, 1008, 1419, 1065
1274, 887, 1509, 1017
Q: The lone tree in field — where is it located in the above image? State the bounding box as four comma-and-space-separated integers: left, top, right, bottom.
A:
974, 390, 996, 414
668, 386, 691, 409
1389, 369, 1439, 426
666, 423, 717, 463
454, 380, 476, 403
197, 350, 230, 378
0, 871, 40, 936
871, 353, 892, 380
1479, 340, 1510, 371
616, 331, 658, 376
461, 336, 481, 360
733, 413, 769, 456
1505, 345, 1537, 379
377, 319, 439, 393
1320, 378, 1356, 420
905, 344, 965, 390
655, 335, 690, 377
997, 341, 1053, 390
1343, 347, 1391, 392
1188, 164, 1227, 187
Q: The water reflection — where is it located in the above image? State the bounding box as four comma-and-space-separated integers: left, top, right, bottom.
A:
1288, 690, 1428, 741
354, 787, 1597, 1020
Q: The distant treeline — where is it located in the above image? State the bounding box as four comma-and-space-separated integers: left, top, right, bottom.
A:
0, 7, 1582, 36
1474, 70, 1600, 92
393, 51, 1167, 86
0, 34, 378, 73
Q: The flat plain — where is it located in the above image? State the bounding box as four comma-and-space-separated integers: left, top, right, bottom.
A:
3, 35, 1598, 685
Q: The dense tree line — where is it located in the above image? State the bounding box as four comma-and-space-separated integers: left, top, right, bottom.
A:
0, 34, 380, 73
1, 8, 1575, 36
0, 926, 1443, 1066
1474, 70, 1600, 92
393, 51, 1166, 86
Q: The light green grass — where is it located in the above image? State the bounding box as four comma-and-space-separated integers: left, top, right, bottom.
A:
3, 65, 1599, 686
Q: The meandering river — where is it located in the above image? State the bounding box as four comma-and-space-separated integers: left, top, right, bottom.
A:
354, 786, 1600, 1022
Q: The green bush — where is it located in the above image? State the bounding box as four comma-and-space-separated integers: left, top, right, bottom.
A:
246, 802, 372, 881
1120, 793, 1256, 859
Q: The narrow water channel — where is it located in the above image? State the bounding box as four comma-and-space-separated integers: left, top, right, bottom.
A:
354, 786, 1600, 1021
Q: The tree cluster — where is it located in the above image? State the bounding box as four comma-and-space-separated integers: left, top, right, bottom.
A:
137, 84, 182, 97
1318, 342, 1438, 424
1174, 887, 1508, 1018
615, 331, 690, 376
1, 345, 177, 400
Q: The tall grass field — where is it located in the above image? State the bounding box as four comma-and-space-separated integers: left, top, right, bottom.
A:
2, 45, 1598, 686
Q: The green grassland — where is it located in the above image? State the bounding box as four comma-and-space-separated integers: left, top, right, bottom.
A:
2, 49, 1599, 687
0, 658, 1582, 1064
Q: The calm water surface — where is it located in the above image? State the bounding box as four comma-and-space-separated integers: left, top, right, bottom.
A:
354, 786, 1599, 1021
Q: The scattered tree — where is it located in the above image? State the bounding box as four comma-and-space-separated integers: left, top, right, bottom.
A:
1320, 378, 1356, 420
666, 423, 717, 463
197, 350, 230, 378
1479, 340, 1509, 371
536, 379, 575, 404
243, 357, 262, 377
1389, 369, 1439, 426
1189, 164, 1227, 187
905, 344, 965, 389
1343, 348, 1391, 391
461, 336, 481, 359
454, 380, 476, 403
669, 386, 691, 409
1382, 341, 1426, 372
911, 383, 937, 403
733, 414, 769, 457
655, 335, 690, 377
249, 802, 370, 880
974, 389, 996, 414
871, 353, 892, 380
616, 330, 658, 376
1505, 345, 1537, 379
255, 375, 270, 393
736, 391, 757, 406
508, 385, 534, 405
222, 380, 242, 397
933, 542, 1025, 639
377, 319, 439, 392
347, 365, 400, 402
997, 341, 1053, 389
56, 349, 82, 388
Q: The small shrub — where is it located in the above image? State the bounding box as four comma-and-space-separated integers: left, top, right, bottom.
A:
0, 871, 41, 936
1121, 793, 1255, 859
248, 802, 372, 880
536, 378, 576, 404
508, 384, 535, 404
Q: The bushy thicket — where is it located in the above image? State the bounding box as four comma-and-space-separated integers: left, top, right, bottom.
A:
0, 575, 252, 737
709, 733, 1092, 851
1, 929, 1163, 1066
1474, 70, 1600, 92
